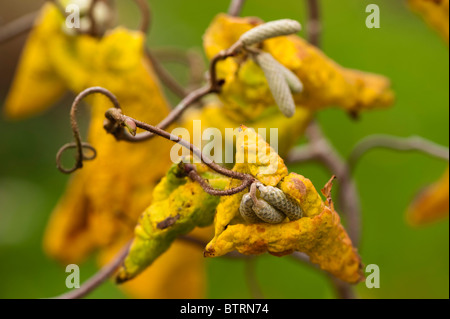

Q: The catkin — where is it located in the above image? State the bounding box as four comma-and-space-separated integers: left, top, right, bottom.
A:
257, 184, 303, 221
239, 19, 302, 46
252, 198, 286, 224
274, 60, 303, 93
252, 52, 296, 118
239, 193, 263, 223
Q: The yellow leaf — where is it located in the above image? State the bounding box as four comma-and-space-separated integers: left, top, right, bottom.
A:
115, 163, 228, 283
6, 2, 215, 298
182, 102, 312, 158
407, 167, 449, 226
205, 128, 364, 284
3, 4, 66, 119
409, 0, 449, 44
203, 14, 394, 119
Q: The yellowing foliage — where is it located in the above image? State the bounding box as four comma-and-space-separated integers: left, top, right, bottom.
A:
409, 0, 449, 43
203, 14, 394, 119
205, 127, 364, 284
4, 3, 213, 299
407, 167, 449, 226
3, 5, 66, 119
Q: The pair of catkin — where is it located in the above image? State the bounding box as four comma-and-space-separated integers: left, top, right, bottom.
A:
239, 183, 303, 224
234, 19, 303, 118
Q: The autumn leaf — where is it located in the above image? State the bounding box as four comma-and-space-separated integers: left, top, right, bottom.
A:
408, 0, 449, 44
115, 163, 228, 283
204, 127, 364, 284
3, 4, 66, 119
203, 14, 394, 119
407, 167, 449, 226
3, 2, 214, 298
42, 27, 175, 263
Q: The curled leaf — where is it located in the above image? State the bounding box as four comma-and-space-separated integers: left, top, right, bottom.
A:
205, 128, 364, 284
407, 167, 449, 226
115, 163, 228, 283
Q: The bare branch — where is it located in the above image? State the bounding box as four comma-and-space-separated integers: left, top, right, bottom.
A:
150, 47, 206, 91
228, 0, 247, 17
107, 43, 241, 144
348, 134, 449, 170
245, 258, 265, 299
133, 0, 151, 34
306, 0, 321, 47
53, 240, 132, 299
0, 10, 38, 44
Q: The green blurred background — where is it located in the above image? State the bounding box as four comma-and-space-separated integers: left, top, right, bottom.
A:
0, 0, 448, 299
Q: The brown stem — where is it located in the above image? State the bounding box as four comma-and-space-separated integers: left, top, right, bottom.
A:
105, 108, 251, 182
287, 121, 361, 247
348, 134, 449, 171
56, 87, 121, 174
148, 48, 206, 94
108, 45, 241, 144
52, 240, 132, 299
245, 258, 265, 299
228, 0, 247, 17
146, 48, 189, 99
306, 0, 321, 47
0, 10, 38, 44
48, 0, 66, 16
133, 0, 151, 34
185, 164, 254, 196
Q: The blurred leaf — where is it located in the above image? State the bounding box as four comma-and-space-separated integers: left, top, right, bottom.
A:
408, 0, 449, 44
407, 167, 449, 226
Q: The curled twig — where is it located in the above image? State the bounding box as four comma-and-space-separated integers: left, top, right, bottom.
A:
56, 87, 121, 174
